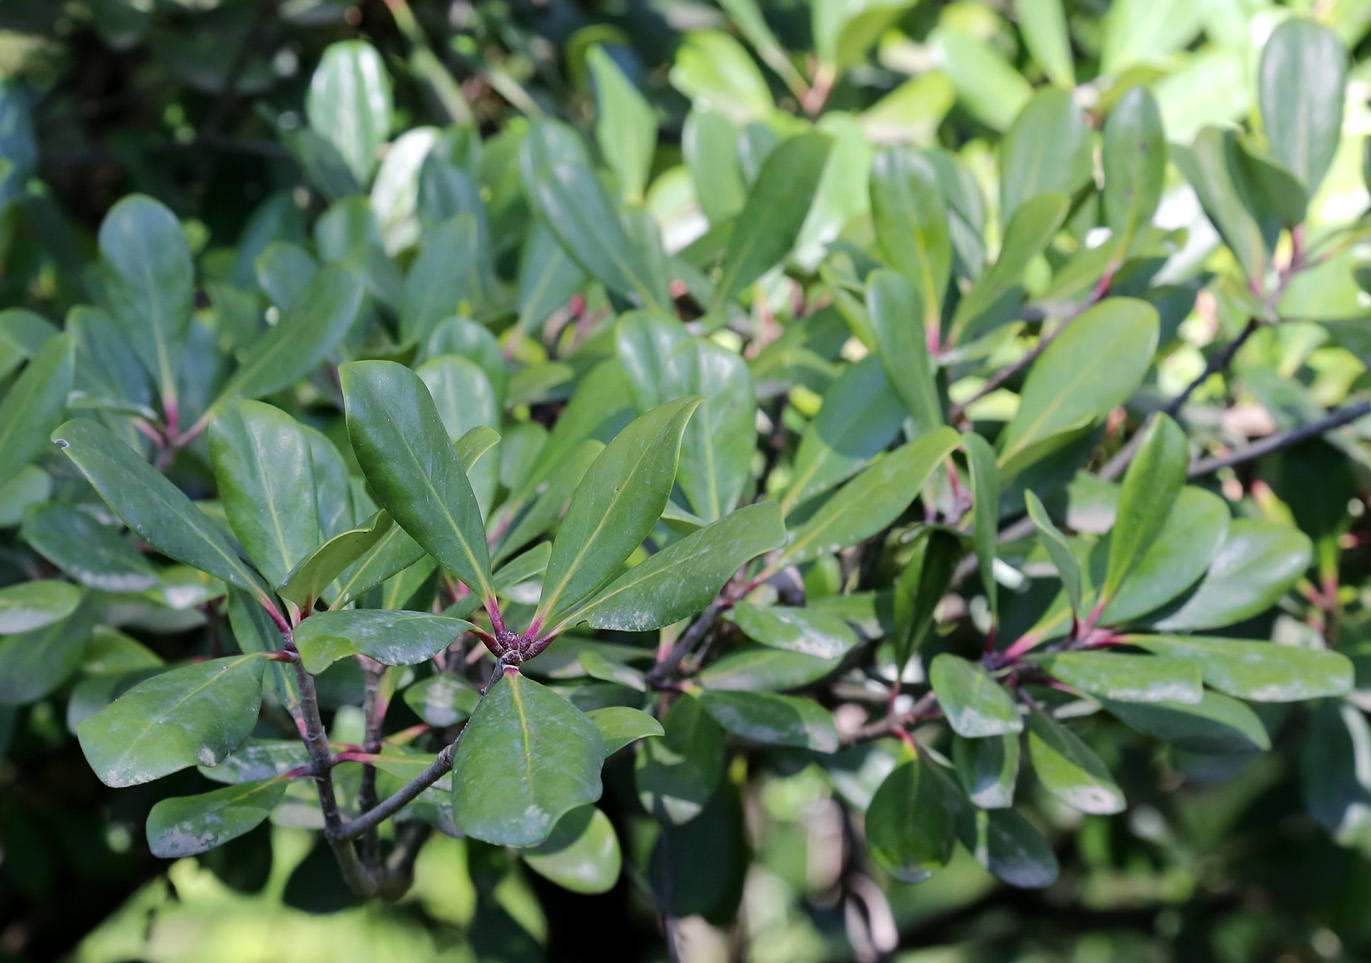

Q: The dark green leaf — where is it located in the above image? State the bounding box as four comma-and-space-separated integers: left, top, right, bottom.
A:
955, 804, 1058, 889
635, 694, 725, 825
587, 706, 664, 755
1035, 650, 1202, 704
866, 270, 943, 434
731, 600, 858, 659
663, 340, 756, 522
403, 674, 481, 728
892, 528, 961, 674
588, 46, 655, 203
294, 611, 472, 674
1258, 18, 1347, 195
147, 777, 288, 858
0, 333, 73, 488
1102, 85, 1166, 247
399, 214, 481, 345
521, 805, 622, 894
1101, 690, 1270, 753
1102, 414, 1188, 603
696, 645, 841, 691
930, 654, 1023, 737
1026, 710, 1126, 814
998, 89, 1093, 223
306, 40, 393, 183
1026, 491, 1082, 615
869, 150, 951, 327
963, 432, 1000, 618
697, 689, 838, 752
0, 580, 82, 633
1128, 635, 1353, 702
953, 733, 1019, 809
0, 605, 94, 706
1174, 128, 1278, 284
278, 512, 395, 608
866, 749, 955, 883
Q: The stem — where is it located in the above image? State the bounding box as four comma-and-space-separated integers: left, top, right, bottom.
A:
840, 692, 940, 747
646, 593, 729, 688
358, 660, 387, 872
1186, 401, 1371, 479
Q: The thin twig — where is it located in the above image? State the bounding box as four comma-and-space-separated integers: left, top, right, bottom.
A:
647, 594, 728, 688
1186, 401, 1371, 479
358, 659, 386, 872
839, 692, 940, 747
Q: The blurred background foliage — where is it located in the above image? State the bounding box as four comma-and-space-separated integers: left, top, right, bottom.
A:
4, 1, 1371, 962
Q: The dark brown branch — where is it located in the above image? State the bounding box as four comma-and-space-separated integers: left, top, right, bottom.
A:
1186, 401, 1371, 479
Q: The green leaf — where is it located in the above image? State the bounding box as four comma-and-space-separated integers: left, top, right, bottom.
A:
536, 396, 701, 624
869, 150, 951, 329
1174, 128, 1278, 284
1101, 690, 1269, 753
403, 674, 480, 728
255, 241, 316, 309
1025, 710, 1126, 814
1258, 18, 1347, 196
588, 47, 655, 203
953, 733, 1019, 809
1035, 650, 1202, 704
210, 265, 363, 414
731, 600, 858, 660
341, 360, 495, 605
1016, 0, 1075, 88
77, 654, 268, 787
293, 611, 473, 674
866, 749, 956, 883
53, 420, 272, 599
0, 580, 81, 634
892, 528, 961, 674
306, 40, 393, 183
716, 0, 807, 95
668, 31, 775, 125
1025, 491, 1082, 615
663, 340, 757, 522
329, 525, 428, 610
1128, 635, 1353, 702
697, 645, 840, 691
493, 440, 603, 566
452, 671, 604, 846
98, 195, 193, 403
955, 804, 1058, 889
779, 426, 962, 567
998, 299, 1159, 474
559, 502, 785, 633
931, 27, 1032, 131
814, 0, 919, 72
1100, 0, 1202, 75
0, 605, 95, 706
998, 89, 1093, 224
1303, 700, 1371, 845
587, 706, 664, 755
399, 214, 481, 345
208, 401, 322, 588
1101, 414, 1187, 603
1100, 486, 1230, 624
683, 108, 746, 224
1146, 520, 1311, 631
930, 654, 1024, 737
146, 777, 288, 858
867, 270, 943, 434
696, 689, 838, 752
278, 512, 395, 608
0, 333, 73, 488
21, 504, 158, 593
963, 432, 1000, 618
516, 222, 586, 335
712, 131, 832, 308
616, 312, 689, 414
1102, 85, 1167, 248
635, 694, 725, 825
521, 805, 622, 894
782, 355, 907, 514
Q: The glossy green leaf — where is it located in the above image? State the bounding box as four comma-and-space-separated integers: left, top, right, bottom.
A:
208, 401, 321, 588
683, 108, 746, 224
294, 611, 472, 674
341, 360, 495, 605
866, 749, 955, 883
953, 733, 1019, 809
779, 427, 962, 567
536, 396, 701, 623
1102, 85, 1166, 247
0, 580, 81, 634
931, 27, 1032, 131
616, 312, 689, 414
1102, 690, 1270, 753
669, 31, 774, 125
892, 528, 961, 674
77, 654, 268, 787
731, 600, 858, 660
147, 777, 288, 858
697, 689, 838, 752
452, 671, 604, 846
1303, 700, 1371, 845
1017, 0, 1075, 88
0, 333, 73, 488
277, 512, 395, 607
998, 299, 1159, 474
588, 47, 654, 203
1035, 650, 1202, 704
53, 420, 272, 599
1025, 491, 1082, 616
97, 195, 193, 402
1174, 128, 1277, 284
521, 805, 622, 894
963, 432, 1000, 618
1128, 635, 1353, 702
696, 645, 841, 692
998, 89, 1093, 223
930, 654, 1023, 737
306, 40, 393, 183
1102, 414, 1187, 603
403, 674, 481, 729
516, 220, 586, 334
869, 149, 951, 328
21, 504, 158, 593
329, 525, 428, 610
663, 339, 757, 522
559, 502, 784, 633
712, 132, 832, 308
635, 694, 725, 825
1146, 520, 1311, 631
399, 214, 481, 345
955, 804, 1058, 889
1100, 0, 1202, 74
0, 605, 94, 706
587, 706, 664, 755
255, 241, 316, 309
1258, 18, 1347, 195
866, 270, 943, 434
1026, 710, 1126, 814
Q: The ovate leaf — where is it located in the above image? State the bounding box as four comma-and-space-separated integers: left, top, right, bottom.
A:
929, 654, 1023, 737
521, 805, 622, 894
0, 580, 82, 633
1128, 635, 1353, 702
1258, 18, 1347, 195
867, 270, 943, 434
731, 601, 859, 660
1026, 710, 1126, 814
1101, 414, 1187, 603
306, 40, 393, 183
635, 694, 725, 825
1034, 651, 1202, 704
147, 777, 288, 858
293, 611, 473, 674
1025, 490, 1082, 615
697, 689, 838, 752
866, 749, 955, 883
0, 333, 74, 488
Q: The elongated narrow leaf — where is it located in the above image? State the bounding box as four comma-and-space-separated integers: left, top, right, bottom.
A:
1128, 635, 1353, 702
1102, 85, 1166, 246
1102, 414, 1187, 603
521, 805, 623, 895
21, 504, 158, 592
294, 611, 472, 674
731, 601, 858, 660
930, 654, 1023, 737
588, 47, 655, 203
98, 195, 193, 402
998, 89, 1093, 223
779, 426, 961, 567
1258, 19, 1346, 195
869, 149, 951, 327
955, 803, 1058, 888
962, 433, 1000, 618
588, 706, 664, 755
713, 132, 832, 307
663, 340, 757, 522
341, 360, 495, 604
537, 397, 701, 623
53, 420, 272, 599
452, 671, 605, 846
561, 502, 785, 632
892, 528, 961, 674
635, 694, 725, 825
866, 749, 955, 883
1035, 650, 1201, 704
77, 654, 268, 787
1025, 491, 1082, 615
210, 266, 363, 413
278, 512, 394, 607
1017, 0, 1075, 88
0, 580, 82, 633
617, 312, 689, 413
1102, 690, 1269, 753
147, 777, 289, 858
697, 689, 838, 752
0, 605, 94, 706
399, 214, 481, 345
697, 645, 840, 691
0, 333, 73, 487
306, 40, 393, 183
953, 733, 1019, 809
1173, 128, 1277, 285
1026, 710, 1125, 814
209, 401, 321, 588
867, 270, 943, 433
